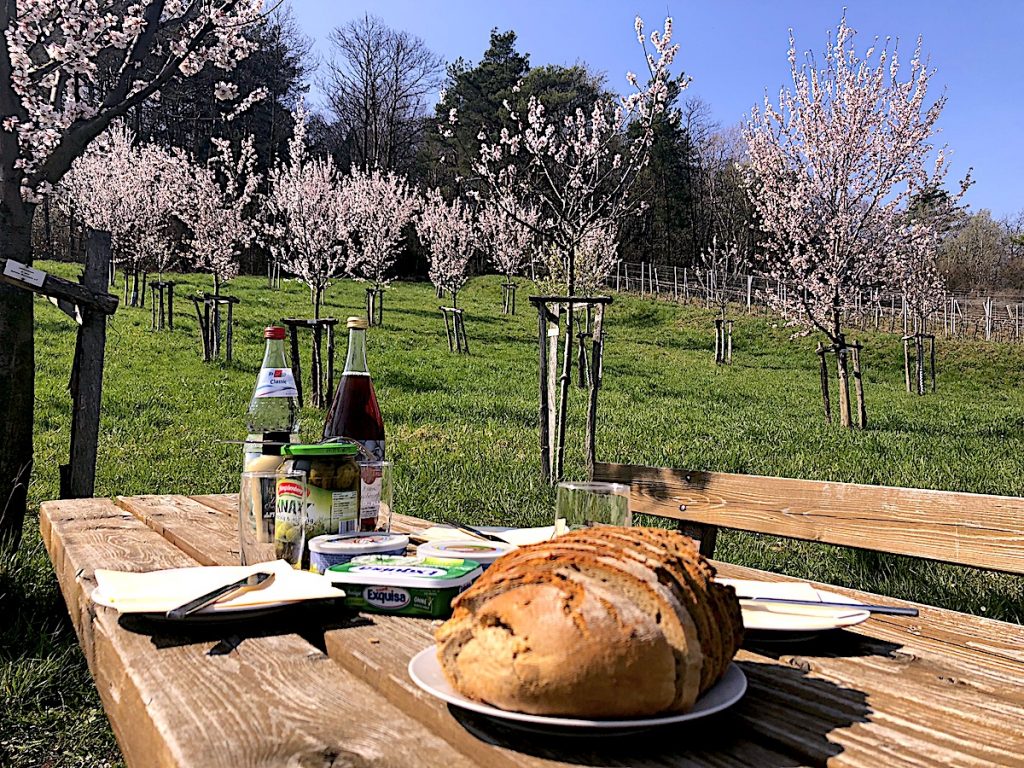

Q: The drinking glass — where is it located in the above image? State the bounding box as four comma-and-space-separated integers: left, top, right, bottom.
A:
555, 481, 631, 534
359, 461, 394, 532
239, 469, 306, 567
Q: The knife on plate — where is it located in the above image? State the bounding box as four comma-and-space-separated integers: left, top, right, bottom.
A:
738, 596, 918, 617
166, 572, 274, 620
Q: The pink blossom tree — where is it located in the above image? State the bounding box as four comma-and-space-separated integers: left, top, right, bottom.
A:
456, 16, 682, 480
417, 187, 477, 310
476, 195, 539, 305
178, 135, 261, 295
742, 15, 969, 427
343, 165, 419, 323
264, 104, 349, 319
60, 123, 183, 304
0, 1, 265, 544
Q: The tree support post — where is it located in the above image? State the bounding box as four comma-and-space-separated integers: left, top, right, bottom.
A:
816, 342, 832, 424
851, 340, 867, 429
585, 304, 606, 480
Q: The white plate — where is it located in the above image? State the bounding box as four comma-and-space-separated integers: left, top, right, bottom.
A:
91, 586, 308, 617
718, 579, 871, 632
408, 645, 747, 733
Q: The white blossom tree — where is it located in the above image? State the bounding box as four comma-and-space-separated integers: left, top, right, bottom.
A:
476, 196, 538, 280
343, 165, 419, 323
455, 16, 682, 480
178, 135, 261, 294
264, 104, 348, 318
59, 123, 183, 296
742, 15, 969, 427
417, 187, 476, 309
0, 1, 265, 543
542, 218, 619, 297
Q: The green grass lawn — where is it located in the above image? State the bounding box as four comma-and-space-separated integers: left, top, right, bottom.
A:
3, 262, 1024, 766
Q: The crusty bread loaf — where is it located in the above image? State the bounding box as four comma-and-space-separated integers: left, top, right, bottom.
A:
434, 527, 743, 717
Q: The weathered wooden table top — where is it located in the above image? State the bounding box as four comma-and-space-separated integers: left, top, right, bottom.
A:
41, 494, 1024, 768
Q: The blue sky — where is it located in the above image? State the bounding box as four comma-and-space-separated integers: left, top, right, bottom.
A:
290, 1, 1023, 218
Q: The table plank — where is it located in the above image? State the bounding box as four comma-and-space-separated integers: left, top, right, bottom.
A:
41, 498, 481, 768
114, 494, 239, 566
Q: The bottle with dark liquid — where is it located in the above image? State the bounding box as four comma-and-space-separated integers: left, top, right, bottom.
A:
323, 316, 385, 461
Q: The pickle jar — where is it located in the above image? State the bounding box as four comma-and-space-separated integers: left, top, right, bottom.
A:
281, 443, 361, 566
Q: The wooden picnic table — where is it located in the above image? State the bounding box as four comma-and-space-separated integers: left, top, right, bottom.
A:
41, 493, 1024, 767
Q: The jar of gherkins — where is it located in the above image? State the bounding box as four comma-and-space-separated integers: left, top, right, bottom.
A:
281, 443, 361, 568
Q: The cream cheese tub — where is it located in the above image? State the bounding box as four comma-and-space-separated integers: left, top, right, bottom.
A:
416, 540, 516, 569
307, 533, 410, 574
325, 555, 482, 617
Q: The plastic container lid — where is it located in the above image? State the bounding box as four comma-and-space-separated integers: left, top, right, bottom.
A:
308, 533, 409, 555
326, 555, 482, 589
282, 442, 359, 457
417, 540, 516, 564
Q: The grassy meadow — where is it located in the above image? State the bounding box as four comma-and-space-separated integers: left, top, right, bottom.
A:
3, 261, 1024, 766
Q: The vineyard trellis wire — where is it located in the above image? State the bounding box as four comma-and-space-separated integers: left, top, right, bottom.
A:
607, 261, 1024, 344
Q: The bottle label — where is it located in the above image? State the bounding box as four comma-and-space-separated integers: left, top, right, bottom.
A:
255, 367, 298, 398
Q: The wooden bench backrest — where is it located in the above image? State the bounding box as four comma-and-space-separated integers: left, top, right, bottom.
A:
592, 462, 1024, 575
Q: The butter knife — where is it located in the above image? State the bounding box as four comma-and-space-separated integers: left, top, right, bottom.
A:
166, 572, 274, 620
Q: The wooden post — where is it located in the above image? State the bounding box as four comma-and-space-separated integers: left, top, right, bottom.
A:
746, 275, 753, 313
288, 324, 303, 406
536, 302, 551, 484
673, 266, 678, 301
683, 268, 689, 302
59, 230, 112, 499
915, 333, 925, 396
726, 320, 733, 365
311, 323, 323, 407
851, 341, 867, 429
714, 318, 723, 365
441, 307, 454, 352
585, 304, 605, 480
930, 335, 936, 392
326, 324, 336, 405
816, 342, 832, 424
903, 337, 912, 393
225, 300, 234, 363
836, 341, 852, 428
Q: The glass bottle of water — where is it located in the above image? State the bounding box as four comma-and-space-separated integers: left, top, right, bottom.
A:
244, 326, 300, 470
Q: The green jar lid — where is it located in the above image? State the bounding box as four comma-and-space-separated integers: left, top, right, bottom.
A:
282, 442, 359, 457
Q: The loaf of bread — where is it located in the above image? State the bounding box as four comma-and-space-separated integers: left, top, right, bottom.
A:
434, 527, 743, 718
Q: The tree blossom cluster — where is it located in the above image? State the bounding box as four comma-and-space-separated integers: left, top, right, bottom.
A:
59, 123, 180, 276
345, 166, 420, 290
476, 196, 540, 282
742, 15, 971, 343
416, 188, 477, 307
461, 16, 684, 295
60, 123, 260, 288
3, 0, 265, 201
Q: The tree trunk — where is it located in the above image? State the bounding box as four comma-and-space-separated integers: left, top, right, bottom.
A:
0, 196, 36, 548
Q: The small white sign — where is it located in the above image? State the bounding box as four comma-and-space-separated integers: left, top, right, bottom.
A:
3, 259, 46, 288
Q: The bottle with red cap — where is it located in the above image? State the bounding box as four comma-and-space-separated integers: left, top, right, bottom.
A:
244, 326, 300, 470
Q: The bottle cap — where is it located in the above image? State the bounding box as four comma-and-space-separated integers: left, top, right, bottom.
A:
264, 326, 286, 340
347, 317, 369, 330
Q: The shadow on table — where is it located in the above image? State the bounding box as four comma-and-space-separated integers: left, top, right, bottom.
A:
743, 628, 904, 658
117, 601, 369, 655
447, 662, 872, 767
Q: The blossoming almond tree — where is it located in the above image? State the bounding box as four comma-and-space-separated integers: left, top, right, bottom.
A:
179, 135, 261, 294
417, 187, 476, 309
59, 123, 183, 301
476, 195, 539, 312
0, 1, 264, 543
460, 16, 683, 480
343, 165, 419, 324
742, 15, 969, 427
264, 104, 348, 319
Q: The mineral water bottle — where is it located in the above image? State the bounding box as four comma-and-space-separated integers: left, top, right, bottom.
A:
322, 317, 385, 460
244, 326, 300, 470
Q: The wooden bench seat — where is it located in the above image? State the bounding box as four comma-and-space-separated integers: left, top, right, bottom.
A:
592, 462, 1024, 575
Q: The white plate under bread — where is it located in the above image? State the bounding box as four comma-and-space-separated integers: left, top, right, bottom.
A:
409, 647, 747, 733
